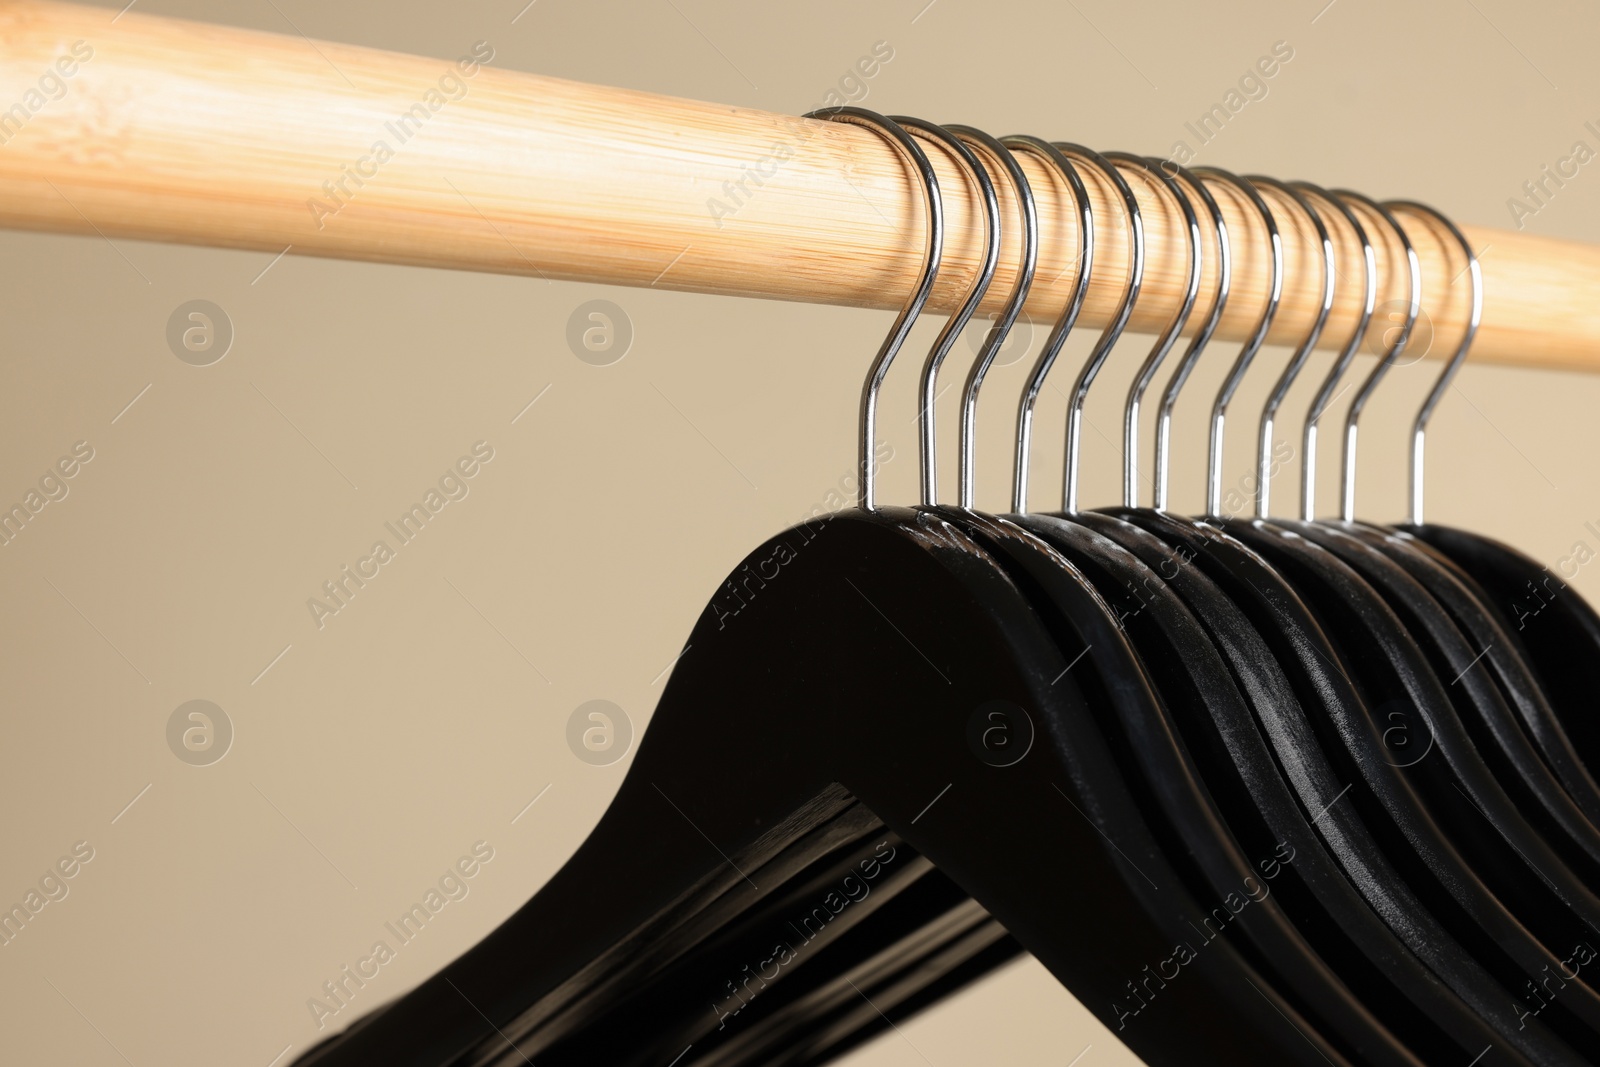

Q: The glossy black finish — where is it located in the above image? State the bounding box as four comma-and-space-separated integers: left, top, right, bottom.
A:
1220, 519, 1600, 946
1101, 507, 1594, 1064
1081, 509, 1573, 1065
1011, 509, 1520, 1064
1282, 520, 1600, 880
1406, 524, 1600, 787
294, 509, 1349, 1067
535, 841, 1018, 1067
932, 506, 1422, 1066
1206, 516, 1600, 1051
1343, 523, 1600, 827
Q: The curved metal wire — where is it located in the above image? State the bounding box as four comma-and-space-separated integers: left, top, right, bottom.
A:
1294, 182, 1376, 521
805, 107, 943, 511
1245, 175, 1335, 519
1194, 167, 1283, 517
1334, 190, 1420, 522
1152, 163, 1232, 512
1003, 136, 1092, 514
1054, 143, 1145, 514
795, 112, 1472, 522
1385, 201, 1483, 525
1105, 152, 1202, 509
945, 126, 1039, 509
892, 117, 1000, 506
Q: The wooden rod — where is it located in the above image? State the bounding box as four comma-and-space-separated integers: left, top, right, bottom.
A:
1, 0, 1596, 371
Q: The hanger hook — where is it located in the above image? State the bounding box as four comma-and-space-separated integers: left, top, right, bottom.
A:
1106, 152, 1202, 509
1003, 136, 1092, 514
1333, 190, 1419, 523
1152, 162, 1232, 513
1055, 143, 1145, 515
805, 107, 943, 512
1194, 166, 1283, 518
1244, 175, 1335, 520
1294, 183, 1376, 521
944, 126, 1040, 509
892, 117, 1001, 507
1384, 200, 1483, 526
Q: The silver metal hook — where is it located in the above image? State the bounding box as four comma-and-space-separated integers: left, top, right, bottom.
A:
1194, 167, 1283, 518
805, 107, 943, 511
1106, 153, 1202, 509
1333, 190, 1419, 523
1245, 175, 1335, 519
1152, 163, 1232, 513
1003, 136, 1092, 514
892, 117, 1001, 506
1295, 183, 1376, 521
1384, 200, 1482, 526
945, 126, 1039, 509
1054, 143, 1145, 515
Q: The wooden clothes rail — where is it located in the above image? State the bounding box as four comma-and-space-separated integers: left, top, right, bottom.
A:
1, 0, 1597, 371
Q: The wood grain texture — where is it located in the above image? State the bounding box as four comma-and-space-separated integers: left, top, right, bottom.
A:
0, 0, 1596, 370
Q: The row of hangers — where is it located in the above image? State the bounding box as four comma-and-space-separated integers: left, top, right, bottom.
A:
293, 107, 1600, 1067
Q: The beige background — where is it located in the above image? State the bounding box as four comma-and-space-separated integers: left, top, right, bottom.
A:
3, 0, 1600, 1064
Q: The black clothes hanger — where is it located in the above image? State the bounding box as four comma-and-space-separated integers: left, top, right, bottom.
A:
1196, 189, 1600, 1049
287, 105, 1600, 1067
1285, 522, 1600, 874
299, 507, 1356, 1067
294, 107, 1006, 1067
510, 116, 1041, 1063
295, 108, 1368, 1067
953, 509, 1424, 1067
481, 827, 1020, 1067
1337, 204, 1600, 782
1216, 190, 1600, 925
1275, 197, 1600, 849
917, 140, 1424, 1064
1218, 523, 1600, 974
1403, 526, 1600, 781
1114, 507, 1600, 1061
1074, 509, 1554, 1066
1060, 168, 1575, 1065
1370, 525, 1600, 823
